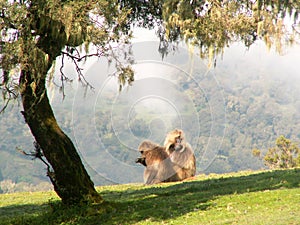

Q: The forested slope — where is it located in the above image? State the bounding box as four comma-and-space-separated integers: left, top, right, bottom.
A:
1, 42, 300, 191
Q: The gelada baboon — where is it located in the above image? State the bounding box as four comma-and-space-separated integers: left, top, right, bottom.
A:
135, 140, 179, 184
164, 129, 196, 180
135, 140, 158, 167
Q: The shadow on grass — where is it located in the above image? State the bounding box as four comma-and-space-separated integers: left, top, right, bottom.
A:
1, 169, 299, 225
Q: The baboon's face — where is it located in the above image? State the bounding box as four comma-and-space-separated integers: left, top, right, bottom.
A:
166, 129, 185, 152
136, 141, 155, 166
173, 135, 184, 151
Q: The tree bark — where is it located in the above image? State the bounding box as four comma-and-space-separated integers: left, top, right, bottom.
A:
19, 48, 103, 205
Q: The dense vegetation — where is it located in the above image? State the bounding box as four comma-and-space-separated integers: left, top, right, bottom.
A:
253, 135, 300, 169
0, 169, 299, 224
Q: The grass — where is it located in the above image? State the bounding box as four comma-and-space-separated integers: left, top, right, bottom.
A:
0, 169, 300, 225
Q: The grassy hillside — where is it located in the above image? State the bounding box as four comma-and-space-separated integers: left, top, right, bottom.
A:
0, 169, 299, 225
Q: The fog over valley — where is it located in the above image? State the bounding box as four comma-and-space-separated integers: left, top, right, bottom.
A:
1, 33, 300, 192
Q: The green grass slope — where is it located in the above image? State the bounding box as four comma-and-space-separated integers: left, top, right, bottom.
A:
0, 169, 299, 225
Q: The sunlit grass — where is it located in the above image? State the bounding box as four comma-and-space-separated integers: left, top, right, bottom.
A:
0, 169, 299, 225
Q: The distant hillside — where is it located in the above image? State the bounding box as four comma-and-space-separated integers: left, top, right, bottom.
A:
1, 41, 300, 189
0, 169, 299, 225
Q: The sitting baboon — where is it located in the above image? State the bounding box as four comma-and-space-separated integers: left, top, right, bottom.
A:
135, 140, 179, 184
164, 129, 196, 180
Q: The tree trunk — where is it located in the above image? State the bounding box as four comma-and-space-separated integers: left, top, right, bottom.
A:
19, 49, 103, 205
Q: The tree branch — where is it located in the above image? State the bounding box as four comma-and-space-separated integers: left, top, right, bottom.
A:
61, 50, 101, 62
0, 98, 11, 114
64, 53, 93, 89
17, 142, 52, 171
292, 24, 300, 35
59, 53, 69, 99
17, 142, 60, 191
0, 70, 19, 113
59, 49, 107, 91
